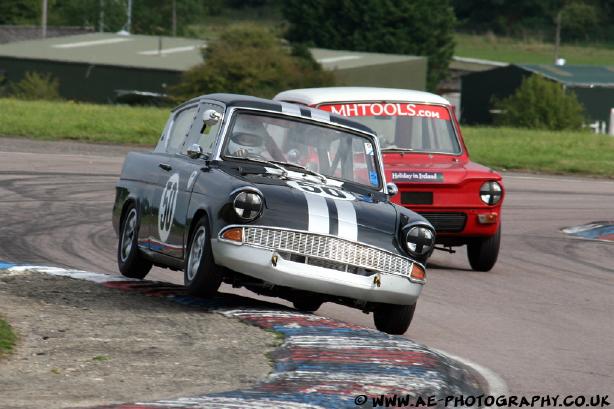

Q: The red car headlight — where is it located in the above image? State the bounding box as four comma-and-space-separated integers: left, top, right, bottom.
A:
479, 181, 502, 205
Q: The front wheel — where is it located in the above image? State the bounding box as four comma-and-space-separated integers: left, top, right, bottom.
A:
373, 303, 416, 335
117, 205, 152, 279
467, 226, 501, 272
184, 217, 222, 296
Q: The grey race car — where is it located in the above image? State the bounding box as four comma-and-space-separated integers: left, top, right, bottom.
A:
112, 94, 436, 334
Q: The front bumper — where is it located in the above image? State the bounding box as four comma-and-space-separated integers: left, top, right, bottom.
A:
211, 238, 422, 306
414, 207, 501, 238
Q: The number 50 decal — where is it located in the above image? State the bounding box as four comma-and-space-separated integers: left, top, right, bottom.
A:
158, 173, 180, 242
287, 180, 355, 201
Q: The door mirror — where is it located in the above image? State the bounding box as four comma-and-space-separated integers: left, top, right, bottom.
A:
187, 143, 203, 159
203, 109, 221, 126
386, 182, 398, 197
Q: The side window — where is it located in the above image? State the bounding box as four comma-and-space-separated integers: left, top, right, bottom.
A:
184, 102, 224, 156
166, 106, 198, 155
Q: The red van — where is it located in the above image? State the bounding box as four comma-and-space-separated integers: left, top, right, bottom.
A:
275, 87, 504, 271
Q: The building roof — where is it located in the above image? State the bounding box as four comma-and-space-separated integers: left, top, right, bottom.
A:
274, 87, 450, 106
310, 48, 424, 70
0, 32, 205, 71
0, 32, 426, 74
450, 56, 508, 73
517, 64, 614, 88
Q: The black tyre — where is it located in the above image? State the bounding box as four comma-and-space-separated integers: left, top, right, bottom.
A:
292, 296, 323, 313
373, 303, 416, 335
467, 225, 501, 272
117, 205, 152, 279
184, 217, 222, 296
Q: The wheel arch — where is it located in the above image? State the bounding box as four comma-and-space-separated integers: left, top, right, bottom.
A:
119, 197, 139, 227
186, 207, 212, 250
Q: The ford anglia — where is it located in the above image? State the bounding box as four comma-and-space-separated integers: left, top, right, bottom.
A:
112, 94, 436, 334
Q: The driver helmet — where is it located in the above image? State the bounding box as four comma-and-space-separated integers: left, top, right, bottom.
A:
228, 115, 267, 157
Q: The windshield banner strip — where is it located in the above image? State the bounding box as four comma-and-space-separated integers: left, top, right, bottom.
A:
319, 103, 451, 120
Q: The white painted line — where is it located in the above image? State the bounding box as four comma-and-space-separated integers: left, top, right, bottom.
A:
138, 45, 201, 56
52, 38, 131, 48
432, 348, 508, 396
317, 56, 362, 64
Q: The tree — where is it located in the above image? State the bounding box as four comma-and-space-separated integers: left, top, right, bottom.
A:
453, 0, 613, 42
171, 24, 335, 99
0, 0, 39, 25
494, 75, 584, 130
282, 0, 456, 91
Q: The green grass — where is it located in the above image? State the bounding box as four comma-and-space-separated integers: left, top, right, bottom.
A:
455, 33, 614, 65
0, 318, 17, 357
1, 98, 613, 178
464, 126, 614, 177
0, 98, 167, 146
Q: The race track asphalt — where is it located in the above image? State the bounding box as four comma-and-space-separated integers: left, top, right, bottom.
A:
1, 137, 612, 396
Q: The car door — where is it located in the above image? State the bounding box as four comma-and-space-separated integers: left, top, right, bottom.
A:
149, 104, 199, 258
168, 101, 225, 260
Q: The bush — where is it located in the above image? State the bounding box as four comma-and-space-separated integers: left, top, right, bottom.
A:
494, 75, 584, 131
8, 72, 62, 101
171, 24, 335, 99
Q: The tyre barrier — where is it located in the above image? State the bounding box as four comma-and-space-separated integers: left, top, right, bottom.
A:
1, 264, 484, 408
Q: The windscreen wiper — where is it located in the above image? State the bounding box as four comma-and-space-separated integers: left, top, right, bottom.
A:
268, 160, 328, 184
381, 147, 415, 152
226, 156, 288, 178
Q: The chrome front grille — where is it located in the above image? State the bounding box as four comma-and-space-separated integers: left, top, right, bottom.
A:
241, 226, 412, 277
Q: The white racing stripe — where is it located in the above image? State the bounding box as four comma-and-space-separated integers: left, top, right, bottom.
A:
309, 108, 330, 122
280, 102, 302, 116
335, 199, 358, 240
305, 193, 329, 234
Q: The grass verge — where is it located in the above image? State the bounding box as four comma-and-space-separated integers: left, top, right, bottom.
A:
0, 98, 167, 146
455, 33, 614, 65
2, 98, 614, 178
0, 317, 17, 357
463, 126, 614, 178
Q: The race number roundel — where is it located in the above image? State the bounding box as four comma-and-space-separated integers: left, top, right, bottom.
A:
287, 180, 355, 201
158, 173, 180, 242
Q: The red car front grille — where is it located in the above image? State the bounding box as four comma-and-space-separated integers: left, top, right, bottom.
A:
419, 212, 466, 232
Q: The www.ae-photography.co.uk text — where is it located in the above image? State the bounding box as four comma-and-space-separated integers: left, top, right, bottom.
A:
354, 394, 610, 408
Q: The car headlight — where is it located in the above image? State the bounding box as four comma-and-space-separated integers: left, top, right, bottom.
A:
404, 225, 435, 259
232, 189, 263, 222
480, 181, 502, 205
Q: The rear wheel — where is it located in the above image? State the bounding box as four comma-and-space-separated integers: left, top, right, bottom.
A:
184, 217, 222, 296
467, 226, 501, 272
117, 205, 152, 279
373, 303, 416, 335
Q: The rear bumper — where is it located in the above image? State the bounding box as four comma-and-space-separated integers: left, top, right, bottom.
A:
211, 239, 422, 306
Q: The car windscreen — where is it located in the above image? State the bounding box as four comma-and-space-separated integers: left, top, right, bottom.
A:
222, 112, 381, 189
318, 103, 461, 154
